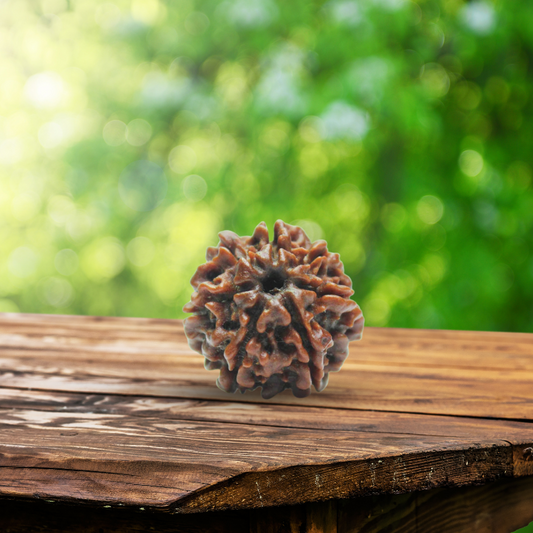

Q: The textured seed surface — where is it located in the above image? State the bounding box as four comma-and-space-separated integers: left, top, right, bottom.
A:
183, 220, 364, 399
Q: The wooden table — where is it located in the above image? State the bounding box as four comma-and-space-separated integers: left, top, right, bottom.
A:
1, 313, 533, 532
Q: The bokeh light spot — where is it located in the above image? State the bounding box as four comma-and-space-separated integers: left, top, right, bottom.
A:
327, 0, 363, 26
183, 174, 207, 202
127, 236, 155, 267
95, 3, 122, 29
24, 72, 66, 109
261, 123, 290, 151
8, 247, 39, 278
319, 101, 370, 141
103, 120, 127, 146
131, 0, 161, 25
225, 0, 278, 28
80, 237, 126, 282
41, 277, 74, 307
47, 195, 76, 225
55, 249, 79, 276
38, 122, 64, 149
119, 160, 167, 212
459, 150, 484, 177
364, 298, 391, 326
0, 138, 24, 166
168, 145, 197, 174
417, 195, 444, 225
420, 63, 450, 98
460, 1, 496, 35
126, 119, 152, 146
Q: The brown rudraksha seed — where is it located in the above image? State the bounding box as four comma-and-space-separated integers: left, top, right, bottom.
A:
183, 220, 364, 399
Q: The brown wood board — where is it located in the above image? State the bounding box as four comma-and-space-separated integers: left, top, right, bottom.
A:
1, 314, 533, 419
0, 313, 533, 513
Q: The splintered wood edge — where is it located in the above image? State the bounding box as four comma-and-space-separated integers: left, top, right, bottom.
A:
3, 440, 532, 514
169, 443, 533, 514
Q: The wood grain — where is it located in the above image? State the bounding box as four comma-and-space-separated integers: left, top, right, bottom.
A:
0, 314, 532, 420
2, 388, 533, 441
2, 401, 528, 510
0, 312, 533, 517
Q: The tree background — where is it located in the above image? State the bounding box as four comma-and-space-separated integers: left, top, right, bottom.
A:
1, 0, 532, 336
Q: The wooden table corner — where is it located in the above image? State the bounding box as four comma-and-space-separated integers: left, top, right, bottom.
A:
1, 313, 533, 532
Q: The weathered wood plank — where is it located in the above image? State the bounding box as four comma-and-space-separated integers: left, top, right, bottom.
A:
2, 320, 533, 373
1, 406, 526, 510
1, 313, 533, 420
3, 363, 533, 421
3, 388, 533, 443
2, 313, 533, 367
0, 391, 533, 511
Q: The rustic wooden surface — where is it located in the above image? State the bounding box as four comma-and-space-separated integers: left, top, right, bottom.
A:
1, 313, 533, 530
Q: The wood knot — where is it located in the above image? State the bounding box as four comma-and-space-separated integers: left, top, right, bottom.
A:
523, 447, 533, 461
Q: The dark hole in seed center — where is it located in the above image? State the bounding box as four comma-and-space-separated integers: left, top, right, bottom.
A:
262, 270, 286, 294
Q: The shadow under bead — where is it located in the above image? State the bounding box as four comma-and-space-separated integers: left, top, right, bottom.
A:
183, 220, 364, 399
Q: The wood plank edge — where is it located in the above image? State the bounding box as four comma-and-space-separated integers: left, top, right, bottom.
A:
1, 436, 531, 514
171, 442, 533, 514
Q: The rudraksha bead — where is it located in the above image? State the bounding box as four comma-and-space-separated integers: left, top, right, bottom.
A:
183, 220, 364, 399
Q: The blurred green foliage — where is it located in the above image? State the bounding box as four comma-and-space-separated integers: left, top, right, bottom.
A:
0, 0, 532, 331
